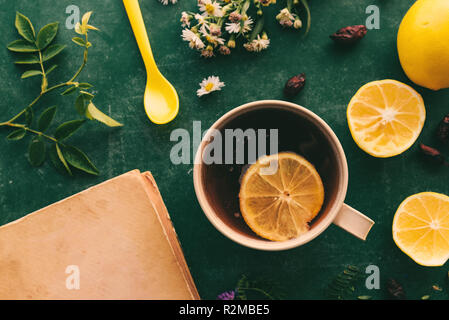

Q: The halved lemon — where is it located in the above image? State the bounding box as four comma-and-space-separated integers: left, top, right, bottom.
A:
347, 80, 425, 158
239, 152, 325, 241
393, 192, 449, 266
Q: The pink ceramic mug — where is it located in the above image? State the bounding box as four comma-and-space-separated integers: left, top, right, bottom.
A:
193, 100, 374, 250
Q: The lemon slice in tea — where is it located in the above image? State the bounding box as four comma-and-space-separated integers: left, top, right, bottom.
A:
239, 152, 325, 241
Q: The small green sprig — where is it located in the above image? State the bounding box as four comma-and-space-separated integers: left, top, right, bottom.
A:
326, 265, 362, 300
235, 275, 284, 300
2, 11, 122, 176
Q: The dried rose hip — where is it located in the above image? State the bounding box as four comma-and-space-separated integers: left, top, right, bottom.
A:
419, 143, 447, 165
437, 113, 449, 143
330, 25, 367, 44
386, 279, 406, 300
284, 73, 306, 97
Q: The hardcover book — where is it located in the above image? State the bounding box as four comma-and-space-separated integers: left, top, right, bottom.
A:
0, 170, 199, 300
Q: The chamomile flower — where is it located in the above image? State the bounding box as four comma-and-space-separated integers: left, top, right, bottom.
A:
276, 8, 295, 28
197, 76, 225, 97
225, 17, 253, 34
200, 26, 225, 46
180, 12, 192, 27
244, 34, 270, 52
228, 11, 242, 23
294, 18, 302, 29
159, 0, 177, 5
195, 13, 207, 25
199, 0, 224, 17
225, 22, 240, 34
181, 29, 205, 50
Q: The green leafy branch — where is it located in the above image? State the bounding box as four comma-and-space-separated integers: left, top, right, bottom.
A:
235, 275, 284, 300
1, 11, 122, 176
326, 265, 363, 300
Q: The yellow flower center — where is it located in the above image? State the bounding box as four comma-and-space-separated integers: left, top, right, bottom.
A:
205, 3, 215, 15
205, 83, 214, 91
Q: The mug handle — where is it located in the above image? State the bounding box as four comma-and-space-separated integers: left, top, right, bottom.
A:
333, 204, 374, 240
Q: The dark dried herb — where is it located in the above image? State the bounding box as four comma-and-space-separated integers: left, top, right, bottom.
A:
419, 143, 447, 166
386, 278, 406, 300
437, 114, 449, 143
284, 73, 306, 97
235, 275, 284, 300
326, 265, 362, 300
330, 25, 367, 44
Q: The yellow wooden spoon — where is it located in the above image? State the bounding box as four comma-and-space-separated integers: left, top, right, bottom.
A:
123, 0, 179, 124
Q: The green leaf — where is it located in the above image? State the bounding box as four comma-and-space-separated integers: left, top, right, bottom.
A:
42, 44, 66, 61
300, 0, 311, 36
38, 106, 57, 132
62, 145, 99, 175
36, 22, 59, 50
79, 91, 94, 100
249, 16, 264, 42
15, 12, 35, 43
74, 92, 94, 116
56, 144, 72, 175
72, 37, 86, 47
7, 39, 38, 52
46, 64, 58, 75
75, 95, 88, 116
28, 137, 46, 167
86, 102, 123, 127
54, 119, 86, 140
61, 86, 77, 96
25, 108, 34, 127
357, 295, 372, 300
14, 55, 40, 64
7, 128, 26, 141
78, 83, 93, 89
49, 144, 72, 175
21, 70, 42, 79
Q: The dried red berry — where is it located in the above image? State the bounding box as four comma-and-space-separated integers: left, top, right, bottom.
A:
387, 279, 406, 300
419, 143, 447, 165
437, 113, 449, 143
284, 73, 306, 97
330, 25, 367, 44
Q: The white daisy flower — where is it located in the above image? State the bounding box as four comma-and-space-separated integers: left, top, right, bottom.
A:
252, 35, 270, 51
197, 76, 225, 97
276, 8, 295, 27
199, 26, 225, 45
243, 42, 254, 52
181, 29, 205, 50
294, 18, 302, 29
180, 12, 191, 27
244, 34, 270, 52
159, 0, 178, 5
225, 22, 240, 34
195, 13, 207, 25
199, 0, 223, 17
225, 18, 253, 34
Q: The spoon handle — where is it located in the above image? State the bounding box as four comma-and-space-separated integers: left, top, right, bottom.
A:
123, 0, 159, 74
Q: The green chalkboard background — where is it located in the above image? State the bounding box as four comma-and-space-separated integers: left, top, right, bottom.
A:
0, 0, 448, 300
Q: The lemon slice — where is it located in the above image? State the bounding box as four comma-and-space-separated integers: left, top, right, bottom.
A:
347, 80, 425, 158
239, 152, 325, 241
393, 192, 449, 266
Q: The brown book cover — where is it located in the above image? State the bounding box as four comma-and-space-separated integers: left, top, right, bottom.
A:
0, 170, 199, 300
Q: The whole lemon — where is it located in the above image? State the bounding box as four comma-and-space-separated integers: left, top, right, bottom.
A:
397, 0, 449, 91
